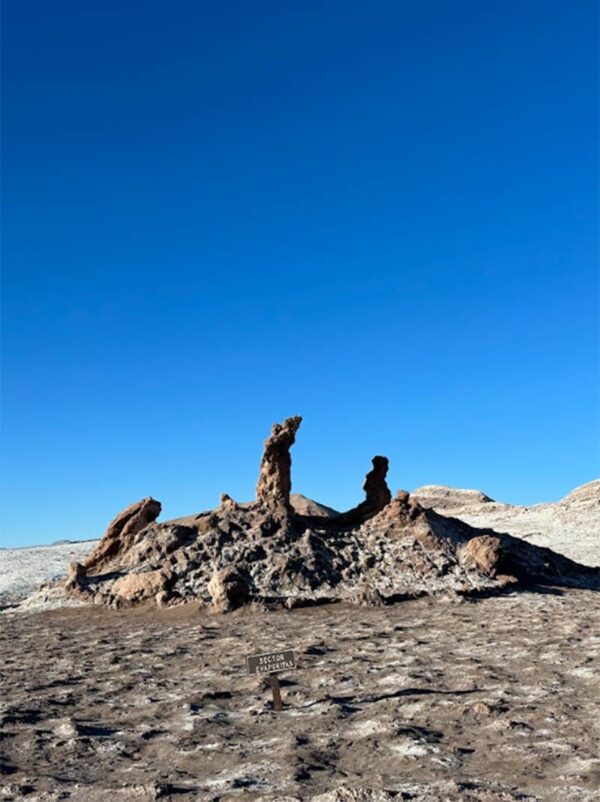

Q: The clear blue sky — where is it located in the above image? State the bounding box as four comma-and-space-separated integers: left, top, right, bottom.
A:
1, 1, 598, 548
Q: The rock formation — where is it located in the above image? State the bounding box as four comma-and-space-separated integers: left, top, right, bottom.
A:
84, 497, 162, 574
412, 480, 600, 567
207, 567, 250, 612
60, 417, 599, 611
334, 456, 392, 527
255, 415, 302, 511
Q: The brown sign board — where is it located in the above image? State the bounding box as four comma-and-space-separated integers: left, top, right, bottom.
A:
246, 649, 296, 675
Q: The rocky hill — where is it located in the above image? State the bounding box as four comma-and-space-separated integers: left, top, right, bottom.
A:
35, 416, 595, 613
412, 481, 600, 567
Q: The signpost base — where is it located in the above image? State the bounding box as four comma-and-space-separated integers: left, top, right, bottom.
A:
270, 673, 283, 711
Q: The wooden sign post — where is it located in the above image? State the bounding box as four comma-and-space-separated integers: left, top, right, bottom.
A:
246, 649, 296, 712
270, 674, 283, 711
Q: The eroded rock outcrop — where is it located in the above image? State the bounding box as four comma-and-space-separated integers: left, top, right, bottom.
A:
64, 562, 88, 597
84, 497, 162, 574
335, 456, 392, 527
58, 416, 598, 611
208, 567, 249, 612
256, 416, 302, 512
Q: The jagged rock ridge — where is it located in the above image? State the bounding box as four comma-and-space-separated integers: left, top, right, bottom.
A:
64, 417, 599, 611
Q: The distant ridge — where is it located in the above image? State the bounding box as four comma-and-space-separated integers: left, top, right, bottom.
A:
412, 480, 600, 567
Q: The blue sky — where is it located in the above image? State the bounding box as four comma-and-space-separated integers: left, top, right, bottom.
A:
1, 0, 598, 547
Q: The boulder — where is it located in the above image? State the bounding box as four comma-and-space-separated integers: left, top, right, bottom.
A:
111, 570, 166, 602
207, 567, 249, 612
462, 535, 503, 577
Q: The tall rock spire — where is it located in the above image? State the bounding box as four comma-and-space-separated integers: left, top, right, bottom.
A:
256, 416, 302, 511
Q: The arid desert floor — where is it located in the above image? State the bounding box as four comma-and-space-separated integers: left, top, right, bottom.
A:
1, 588, 599, 802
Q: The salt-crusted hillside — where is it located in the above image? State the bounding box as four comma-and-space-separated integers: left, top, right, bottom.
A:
412, 481, 600, 567
0, 541, 98, 608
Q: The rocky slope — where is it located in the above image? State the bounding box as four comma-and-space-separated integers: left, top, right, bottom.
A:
412, 481, 600, 567
38, 416, 596, 613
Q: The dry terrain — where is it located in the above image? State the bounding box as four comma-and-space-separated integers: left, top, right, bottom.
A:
2, 420, 598, 801
412, 481, 600, 567
1, 589, 599, 802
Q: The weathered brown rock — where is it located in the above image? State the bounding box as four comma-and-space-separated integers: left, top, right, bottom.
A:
65, 562, 87, 590
336, 456, 392, 526
220, 493, 236, 508
363, 456, 392, 510
208, 568, 249, 612
463, 535, 503, 577
63, 562, 90, 600
84, 497, 162, 574
256, 416, 302, 511
111, 570, 166, 602
58, 415, 599, 613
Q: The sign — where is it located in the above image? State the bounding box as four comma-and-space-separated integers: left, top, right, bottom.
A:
246, 649, 296, 712
246, 649, 296, 675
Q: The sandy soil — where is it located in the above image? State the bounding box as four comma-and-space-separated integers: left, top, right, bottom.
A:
1, 589, 599, 801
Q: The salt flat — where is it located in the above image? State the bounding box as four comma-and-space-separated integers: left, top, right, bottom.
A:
0, 541, 99, 608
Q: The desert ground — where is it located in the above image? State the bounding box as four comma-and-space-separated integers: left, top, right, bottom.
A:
2, 420, 598, 802
1, 587, 599, 801
0, 542, 98, 609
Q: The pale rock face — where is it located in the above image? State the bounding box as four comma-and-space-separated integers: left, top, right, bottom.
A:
411, 486, 495, 511
412, 480, 600, 566
111, 570, 166, 603
289, 493, 339, 518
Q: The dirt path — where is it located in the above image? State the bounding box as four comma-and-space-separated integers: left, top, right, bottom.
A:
1, 589, 599, 801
